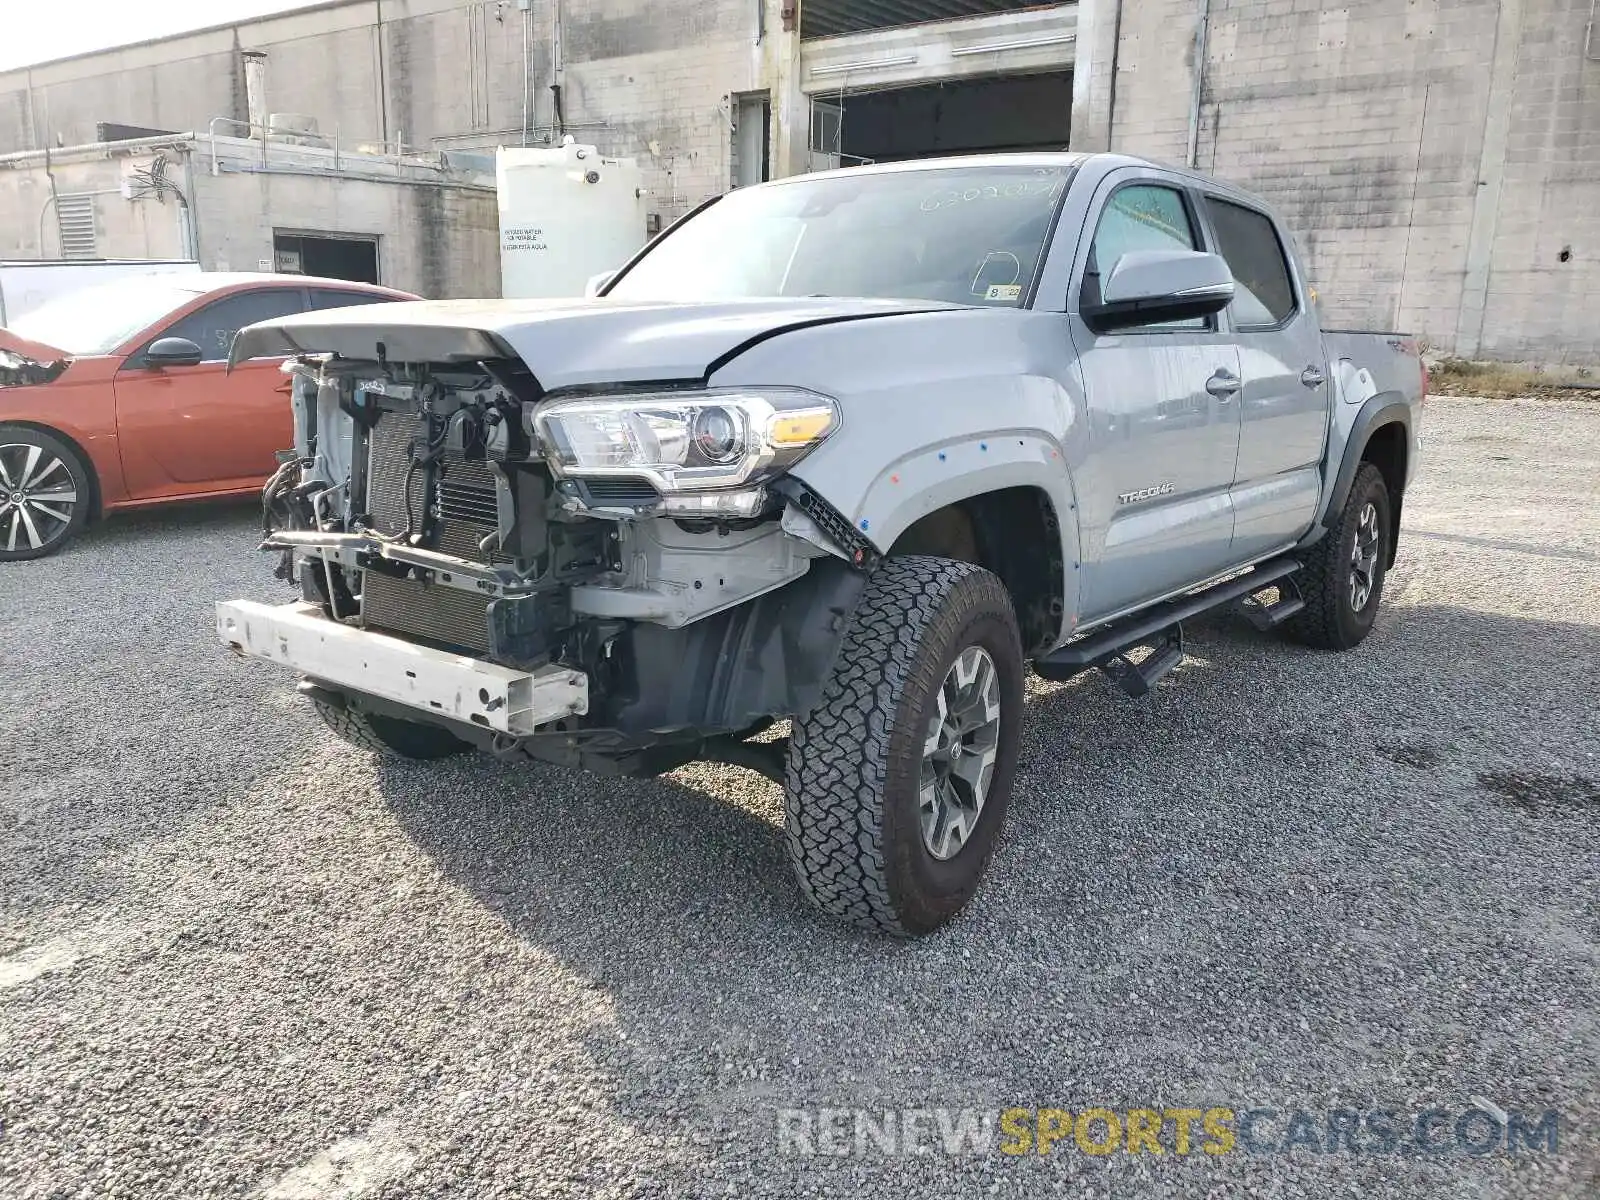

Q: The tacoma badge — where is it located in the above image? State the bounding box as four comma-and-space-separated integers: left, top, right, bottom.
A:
1117, 482, 1175, 505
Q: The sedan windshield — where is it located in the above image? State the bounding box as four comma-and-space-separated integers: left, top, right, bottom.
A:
606, 163, 1076, 307
7, 278, 209, 356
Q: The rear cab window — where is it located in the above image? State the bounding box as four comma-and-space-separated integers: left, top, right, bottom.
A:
1201, 197, 1298, 328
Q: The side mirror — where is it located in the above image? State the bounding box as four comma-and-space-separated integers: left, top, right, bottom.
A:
145, 337, 205, 367
584, 270, 617, 298
1083, 249, 1234, 333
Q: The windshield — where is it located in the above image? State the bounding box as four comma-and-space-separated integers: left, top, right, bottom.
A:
606, 163, 1075, 307
7, 278, 209, 356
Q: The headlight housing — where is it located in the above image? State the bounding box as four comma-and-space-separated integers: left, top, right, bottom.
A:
531, 387, 838, 492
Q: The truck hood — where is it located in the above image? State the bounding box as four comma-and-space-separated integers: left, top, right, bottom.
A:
229, 296, 961, 390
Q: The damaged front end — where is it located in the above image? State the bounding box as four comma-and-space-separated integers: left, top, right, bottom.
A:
0, 348, 69, 388
220, 354, 869, 776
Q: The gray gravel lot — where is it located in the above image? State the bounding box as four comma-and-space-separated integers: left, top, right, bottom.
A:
1, 395, 1597, 1198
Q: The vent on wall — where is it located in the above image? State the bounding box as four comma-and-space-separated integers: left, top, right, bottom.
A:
55, 194, 99, 259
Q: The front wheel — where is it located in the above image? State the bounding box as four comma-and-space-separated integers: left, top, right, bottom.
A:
1285, 461, 1392, 650
784, 557, 1025, 936
0, 427, 91, 561
311, 694, 471, 760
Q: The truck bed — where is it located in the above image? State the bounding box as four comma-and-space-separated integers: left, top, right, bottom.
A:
1323, 329, 1425, 408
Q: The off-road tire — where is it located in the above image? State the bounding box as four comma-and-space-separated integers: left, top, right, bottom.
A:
784, 556, 1025, 936
0, 425, 93, 561
1285, 462, 1392, 651
311, 694, 470, 760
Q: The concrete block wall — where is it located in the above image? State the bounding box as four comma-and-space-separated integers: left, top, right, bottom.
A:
1082, 0, 1600, 363
563, 39, 758, 222
189, 168, 499, 299
0, 154, 191, 261
7, 0, 1593, 360
0, 5, 392, 152
1208, 0, 1500, 349
0, 0, 761, 232
1475, 0, 1600, 362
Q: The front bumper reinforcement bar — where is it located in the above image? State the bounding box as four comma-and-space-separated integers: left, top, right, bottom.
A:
217, 600, 588, 735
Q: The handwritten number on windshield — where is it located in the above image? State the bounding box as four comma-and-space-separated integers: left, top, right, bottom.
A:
918, 176, 1064, 212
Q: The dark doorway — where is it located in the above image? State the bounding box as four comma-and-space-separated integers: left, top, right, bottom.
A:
733, 92, 772, 188
837, 71, 1072, 164
273, 232, 380, 284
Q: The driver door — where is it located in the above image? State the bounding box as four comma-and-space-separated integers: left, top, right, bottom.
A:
114, 288, 308, 498
1065, 174, 1245, 620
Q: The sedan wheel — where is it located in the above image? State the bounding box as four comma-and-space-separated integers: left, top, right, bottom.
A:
0, 430, 91, 561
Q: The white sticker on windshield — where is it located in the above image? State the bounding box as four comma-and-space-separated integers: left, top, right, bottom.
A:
985, 284, 1022, 302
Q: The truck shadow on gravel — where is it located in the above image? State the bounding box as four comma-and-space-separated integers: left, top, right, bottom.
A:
368, 600, 1599, 1134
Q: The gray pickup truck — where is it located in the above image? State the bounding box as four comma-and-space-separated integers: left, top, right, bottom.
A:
218, 152, 1424, 936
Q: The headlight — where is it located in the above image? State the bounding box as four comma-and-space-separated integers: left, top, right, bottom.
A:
531, 387, 838, 492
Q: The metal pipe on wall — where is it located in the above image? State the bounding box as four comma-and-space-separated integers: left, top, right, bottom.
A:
551, 0, 564, 143
1185, 0, 1211, 168
242, 51, 268, 137
180, 148, 202, 262
520, 0, 533, 145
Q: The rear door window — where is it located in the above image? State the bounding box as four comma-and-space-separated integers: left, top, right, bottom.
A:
160, 288, 309, 362
1202, 197, 1298, 328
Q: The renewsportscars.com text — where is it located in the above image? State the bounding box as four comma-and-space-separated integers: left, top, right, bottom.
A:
776, 1105, 1562, 1158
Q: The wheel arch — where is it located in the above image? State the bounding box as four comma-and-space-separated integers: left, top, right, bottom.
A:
888, 484, 1070, 656
1315, 392, 1412, 565
1359, 421, 1408, 566
0, 419, 104, 522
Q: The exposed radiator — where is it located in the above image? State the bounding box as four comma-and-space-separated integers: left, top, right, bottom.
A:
360, 411, 500, 653
361, 572, 493, 653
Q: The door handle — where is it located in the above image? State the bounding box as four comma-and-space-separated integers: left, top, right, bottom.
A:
1206, 370, 1242, 399
1300, 366, 1326, 389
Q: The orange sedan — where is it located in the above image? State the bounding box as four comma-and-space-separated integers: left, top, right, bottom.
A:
0, 273, 415, 560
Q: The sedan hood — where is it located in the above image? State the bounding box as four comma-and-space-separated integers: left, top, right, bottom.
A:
230, 296, 961, 390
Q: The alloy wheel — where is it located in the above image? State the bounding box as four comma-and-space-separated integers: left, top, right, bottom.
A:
0, 443, 79, 554
919, 645, 1003, 861
1348, 501, 1381, 611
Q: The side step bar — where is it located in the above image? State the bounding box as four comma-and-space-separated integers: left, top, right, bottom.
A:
1034, 556, 1302, 694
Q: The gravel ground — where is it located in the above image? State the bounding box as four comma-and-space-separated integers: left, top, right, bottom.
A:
1, 395, 1596, 1199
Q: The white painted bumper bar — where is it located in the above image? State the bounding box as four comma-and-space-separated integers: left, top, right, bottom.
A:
217, 600, 588, 736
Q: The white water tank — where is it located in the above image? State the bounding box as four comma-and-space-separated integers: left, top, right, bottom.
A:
497, 141, 648, 299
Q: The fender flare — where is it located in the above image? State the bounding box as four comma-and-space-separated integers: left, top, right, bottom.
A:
1315, 392, 1412, 531
838, 442, 1084, 648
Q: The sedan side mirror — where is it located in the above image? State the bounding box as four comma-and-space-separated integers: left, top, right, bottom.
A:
145, 337, 205, 368
584, 270, 617, 298
1083, 249, 1235, 333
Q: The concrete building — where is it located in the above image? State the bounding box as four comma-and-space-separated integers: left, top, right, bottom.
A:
0, 0, 1595, 361
0, 131, 500, 298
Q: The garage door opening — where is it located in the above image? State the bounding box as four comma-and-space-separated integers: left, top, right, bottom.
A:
834, 71, 1072, 165
273, 233, 380, 284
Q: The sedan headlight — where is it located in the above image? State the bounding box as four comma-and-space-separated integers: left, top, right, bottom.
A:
531, 387, 838, 492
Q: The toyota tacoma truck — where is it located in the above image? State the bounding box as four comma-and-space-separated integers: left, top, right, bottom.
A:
218, 153, 1424, 936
